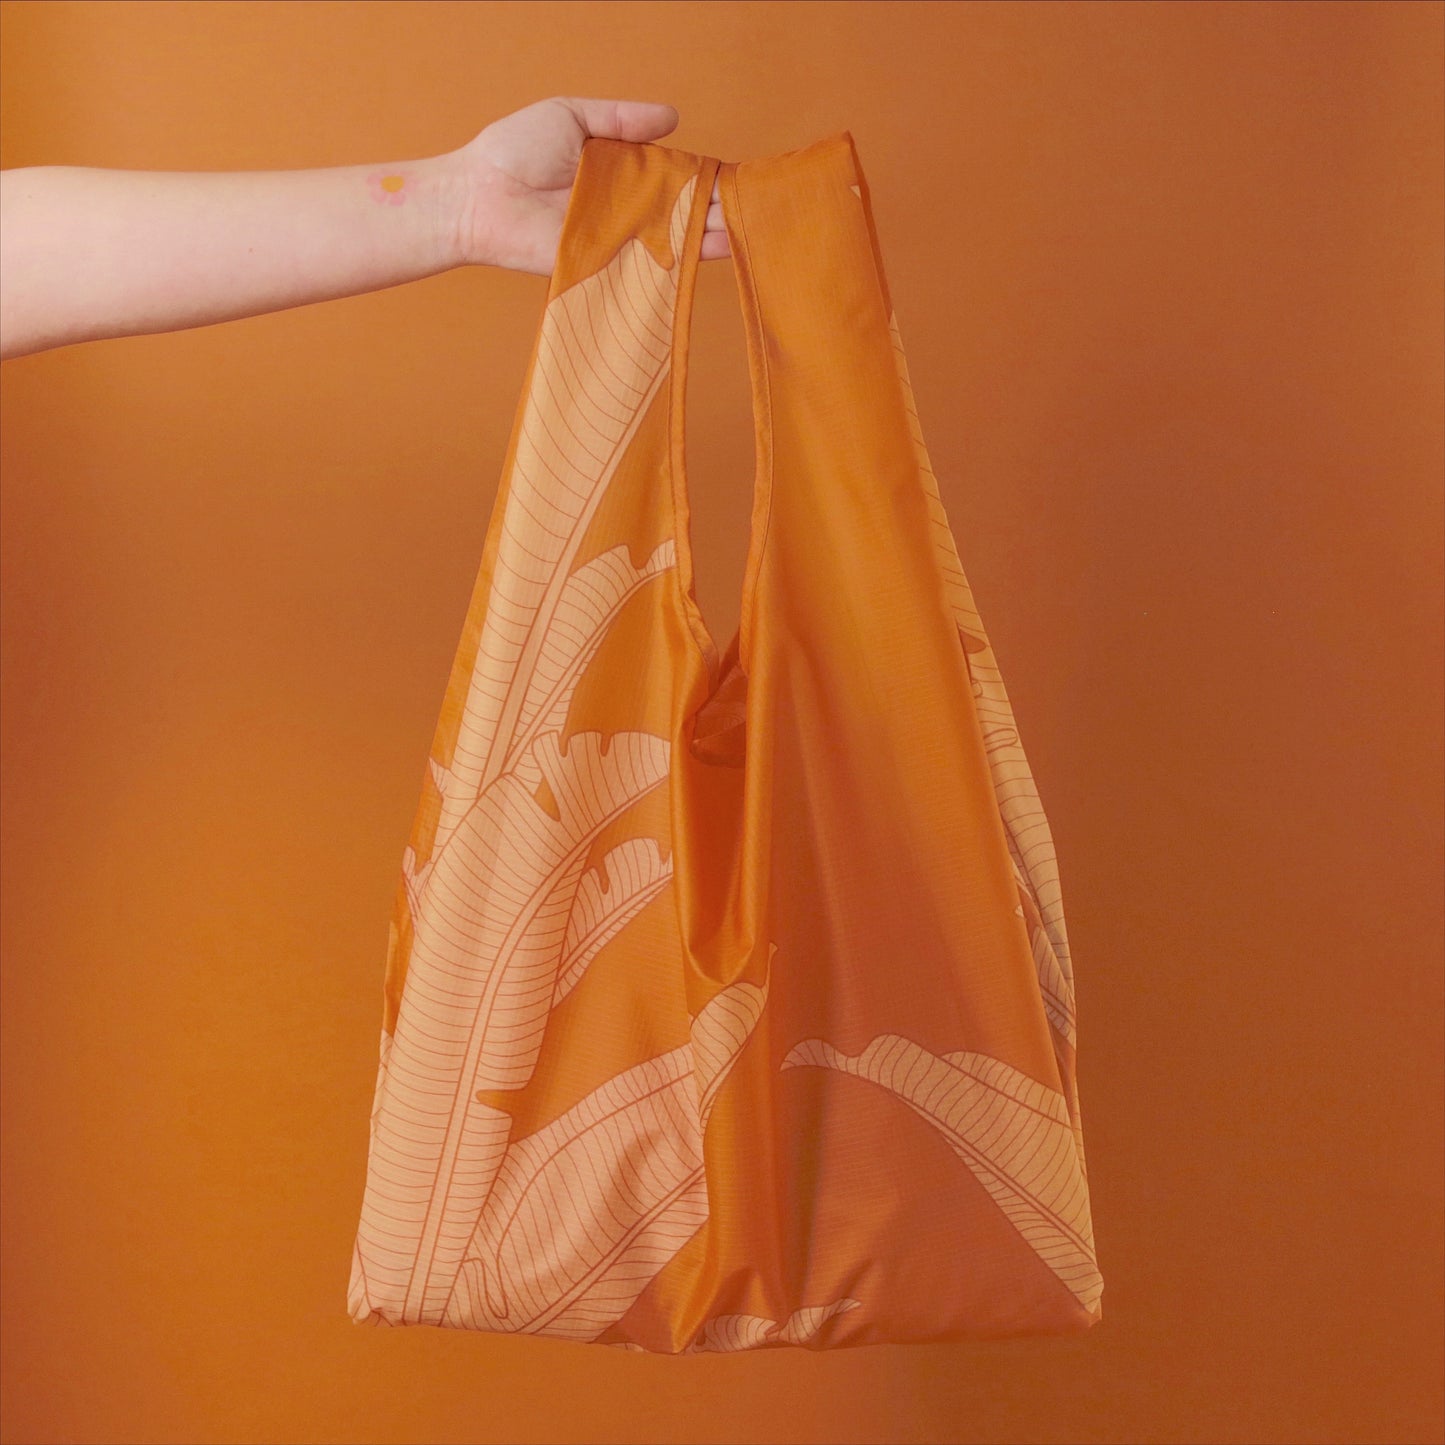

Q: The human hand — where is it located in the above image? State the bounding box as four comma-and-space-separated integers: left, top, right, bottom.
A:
447, 96, 730, 276
0, 97, 723, 359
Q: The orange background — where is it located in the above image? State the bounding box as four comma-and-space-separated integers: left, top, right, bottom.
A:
1, 2, 1441, 1442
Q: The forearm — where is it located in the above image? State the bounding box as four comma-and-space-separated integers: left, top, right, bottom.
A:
0, 153, 470, 360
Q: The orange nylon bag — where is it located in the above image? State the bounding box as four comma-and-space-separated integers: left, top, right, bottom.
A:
346, 129, 1103, 1349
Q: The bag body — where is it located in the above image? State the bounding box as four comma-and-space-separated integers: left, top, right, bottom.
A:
347, 129, 1103, 1349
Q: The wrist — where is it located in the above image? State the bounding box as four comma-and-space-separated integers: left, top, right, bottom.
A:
420, 150, 479, 270
432, 147, 514, 270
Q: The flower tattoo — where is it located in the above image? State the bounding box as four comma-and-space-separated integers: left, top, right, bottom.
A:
366, 172, 411, 206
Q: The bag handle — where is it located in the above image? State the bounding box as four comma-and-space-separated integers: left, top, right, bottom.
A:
667, 153, 776, 683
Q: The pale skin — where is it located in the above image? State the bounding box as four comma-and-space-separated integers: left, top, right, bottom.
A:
0, 96, 731, 362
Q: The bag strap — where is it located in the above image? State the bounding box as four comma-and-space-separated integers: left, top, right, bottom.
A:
666, 153, 777, 681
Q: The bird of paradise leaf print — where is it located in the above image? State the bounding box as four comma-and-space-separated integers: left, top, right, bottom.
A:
885, 306, 1088, 1186
507, 538, 678, 795
349, 172, 708, 1327
443, 973, 772, 1340
889, 311, 1075, 1045
780, 1033, 1102, 1314
684, 1296, 863, 1352
355, 727, 672, 1322
692, 948, 773, 1130
551, 836, 675, 1008
346, 1028, 395, 1325
426, 178, 699, 852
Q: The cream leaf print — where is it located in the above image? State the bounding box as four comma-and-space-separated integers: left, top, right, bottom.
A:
886, 309, 1075, 1030
780, 1034, 1102, 1313
694, 944, 775, 1130
352, 726, 671, 1324
510, 539, 678, 794
351, 172, 716, 1328
775, 1296, 863, 1344
885, 304, 1087, 1191
1010, 849, 1075, 1048
347, 1027, 397, 1323
552, 836, 674, 1007
428, 174, 702, 858
687, 1313, 777, 1352
447, 1044, 709, 1339
445, 972, 772, 1340
400, 841, 434, 935
686, 1296, 863, 1352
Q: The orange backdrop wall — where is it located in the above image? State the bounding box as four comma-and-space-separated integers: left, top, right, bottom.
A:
2, 3, 1442, 1442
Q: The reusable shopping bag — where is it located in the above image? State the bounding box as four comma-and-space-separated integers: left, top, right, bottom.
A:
346, 129, 1104, 1349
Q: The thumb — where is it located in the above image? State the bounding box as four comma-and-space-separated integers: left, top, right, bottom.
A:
559, 97, 680, 142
